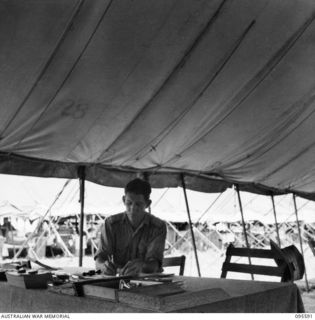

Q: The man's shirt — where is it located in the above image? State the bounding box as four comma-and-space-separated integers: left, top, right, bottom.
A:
95, 212, 166, 269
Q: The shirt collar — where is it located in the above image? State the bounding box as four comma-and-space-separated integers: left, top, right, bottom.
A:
122, 211, 151, 227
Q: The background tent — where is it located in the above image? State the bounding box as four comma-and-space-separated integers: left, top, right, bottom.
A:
0, 0, 315, 200
0, 201, 23, 218
1, 173, 315, 224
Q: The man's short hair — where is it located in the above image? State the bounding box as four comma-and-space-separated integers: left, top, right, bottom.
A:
124, 178, 151, 201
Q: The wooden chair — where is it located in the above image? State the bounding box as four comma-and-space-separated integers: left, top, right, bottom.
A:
308, 239, 315, 256
221, 240, 304, 282
162, 255, 186, 276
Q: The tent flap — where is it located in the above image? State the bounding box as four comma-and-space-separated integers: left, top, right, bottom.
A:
0, 152, 231, 193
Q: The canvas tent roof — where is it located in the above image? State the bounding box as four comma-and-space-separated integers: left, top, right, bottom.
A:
1, 0, 315, 199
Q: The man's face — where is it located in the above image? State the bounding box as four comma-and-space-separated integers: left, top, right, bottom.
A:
123, 192, 149, 219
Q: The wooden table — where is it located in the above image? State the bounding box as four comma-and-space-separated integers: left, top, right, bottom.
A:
0, 276, 305, 313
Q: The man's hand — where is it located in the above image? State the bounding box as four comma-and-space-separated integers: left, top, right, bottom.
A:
103, 260, 117, 275
95, 256, 117, 275
120, 259, 144, 276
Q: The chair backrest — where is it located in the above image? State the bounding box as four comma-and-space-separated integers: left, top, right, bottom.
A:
162, 255, 186, 276
221, 241, 304, 282
308, 239, 315, 256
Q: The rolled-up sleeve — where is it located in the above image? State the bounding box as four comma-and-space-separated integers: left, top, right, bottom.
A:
94, 218, 113, 261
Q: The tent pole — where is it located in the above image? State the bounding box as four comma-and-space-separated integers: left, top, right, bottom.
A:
78, 166, 86, 267
181, 173, 201, 277
143, 173, 151, 214
235, 185, 254, 280
292, 194, 310, 292
271, 195, 281, 247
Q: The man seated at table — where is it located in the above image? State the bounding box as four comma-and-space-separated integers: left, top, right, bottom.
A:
95, 178, 167, 276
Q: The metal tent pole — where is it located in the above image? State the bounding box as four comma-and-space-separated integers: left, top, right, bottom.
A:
78, 166, 86, 267
271, 194, 281, 247
292, 194, 310, 292
235, 185, 254, 280
181, 174, 201, 277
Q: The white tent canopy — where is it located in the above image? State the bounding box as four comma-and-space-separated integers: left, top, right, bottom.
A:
0, 200, 23, 218
1, 0, 315, 201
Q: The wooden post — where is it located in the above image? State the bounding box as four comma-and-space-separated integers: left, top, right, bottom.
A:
235, 185, 254, 280
293, 194, 310, 292
271, 195, 281, 247
181, 174, 201, 277
78, 166, 86, 267
143, 173, 151, 214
